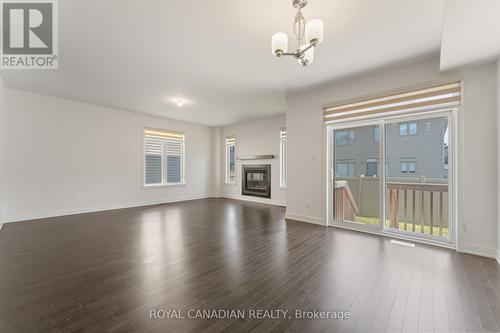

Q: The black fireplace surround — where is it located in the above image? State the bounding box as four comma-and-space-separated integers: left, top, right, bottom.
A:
242, 164, 271, 199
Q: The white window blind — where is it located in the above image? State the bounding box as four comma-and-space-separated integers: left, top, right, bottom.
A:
280, 128, 287, 188
400, 158, 416, 174
144, 128, 185, 186
324, 82, 461, 123
225, 136, 236, 183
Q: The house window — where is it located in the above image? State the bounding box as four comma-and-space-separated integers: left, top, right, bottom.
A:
335, 160, 355, 177
225, 136, 236, 183
399, 122, 417, 136
400, 158, 416, 174
280, 128, 287, 188
144, 128, 185, 186
366, 160, 378, 177
335, 129, 355, 145
374, 127, 380, 143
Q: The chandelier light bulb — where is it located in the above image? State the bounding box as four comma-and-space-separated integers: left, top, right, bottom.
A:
271, 32, 288, 55
305, 19, 324, 45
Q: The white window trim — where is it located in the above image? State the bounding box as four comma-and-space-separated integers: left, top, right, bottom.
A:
143, 127, 186, 187
225, 137, 236, 184
326, 108, 456, 250
280, 130, 287, 189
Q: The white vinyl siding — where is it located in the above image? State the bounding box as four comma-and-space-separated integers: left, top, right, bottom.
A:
225, 136, 236, 184
280, 128, 287, 188
144, 128, 185, 186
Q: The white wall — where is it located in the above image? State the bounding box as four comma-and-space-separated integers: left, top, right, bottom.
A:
212, 127, 223, 197
1, 89, 214, 222
497, 58, 500, 263
460, 63, 498, 256
0, 78, 4, 223
222, 115, 286, 206
286, 58, 498, 257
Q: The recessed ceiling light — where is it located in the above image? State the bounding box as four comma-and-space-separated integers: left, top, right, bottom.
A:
165, 96, 190, 108
175, 98, 184, 107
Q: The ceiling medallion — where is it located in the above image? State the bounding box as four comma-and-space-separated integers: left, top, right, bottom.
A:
271, 0, 324, 66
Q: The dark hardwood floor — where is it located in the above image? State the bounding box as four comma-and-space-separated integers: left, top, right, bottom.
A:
0, 198, 499, 333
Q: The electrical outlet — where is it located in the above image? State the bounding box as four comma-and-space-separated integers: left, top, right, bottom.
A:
305, 200, 311, 208
463, 222, 468, 231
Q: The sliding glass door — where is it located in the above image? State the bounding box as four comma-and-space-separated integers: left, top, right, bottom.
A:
384, 115, 451, 241
328, 111, 453, 244
331, 123, 382, 230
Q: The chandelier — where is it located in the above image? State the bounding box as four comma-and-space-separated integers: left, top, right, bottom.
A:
271, 0, 324, 66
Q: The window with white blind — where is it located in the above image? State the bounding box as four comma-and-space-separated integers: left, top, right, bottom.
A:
225, 136, 236, 184
280, 128, 287, 188
335, 160, 355, 177
399, 122, 417, 136
144, 128, 185, 186
335, 129, 355, 145
400, 158, 417, 174
323, 81, 461, 123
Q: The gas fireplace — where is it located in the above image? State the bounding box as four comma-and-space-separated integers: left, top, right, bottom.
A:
242, 165, 271, 199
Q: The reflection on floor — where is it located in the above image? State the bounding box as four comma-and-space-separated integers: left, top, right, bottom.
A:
0, 198, 498, 332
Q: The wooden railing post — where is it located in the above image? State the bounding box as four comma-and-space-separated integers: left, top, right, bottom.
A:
439, 192, 444, 237
430, 192, 434, 235
420, 191, 425, 233
412, 190, 416, 232
389, 188, 399, 228
404, 190, 408, 231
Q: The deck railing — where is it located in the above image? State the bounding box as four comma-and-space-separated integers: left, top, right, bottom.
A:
387, 182, 448, 237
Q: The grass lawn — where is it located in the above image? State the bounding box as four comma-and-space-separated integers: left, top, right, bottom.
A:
354, 216, 449, 239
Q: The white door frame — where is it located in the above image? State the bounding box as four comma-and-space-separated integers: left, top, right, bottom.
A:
326, 108, 457, 249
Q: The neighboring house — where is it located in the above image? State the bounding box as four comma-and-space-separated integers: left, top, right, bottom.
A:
335, 118, 448, 179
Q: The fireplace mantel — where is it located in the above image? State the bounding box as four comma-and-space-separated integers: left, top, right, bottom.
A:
237, 155, 275, 160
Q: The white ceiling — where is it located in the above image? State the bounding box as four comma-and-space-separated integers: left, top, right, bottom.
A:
1, 0, 445, 127
440, 0, 500, 71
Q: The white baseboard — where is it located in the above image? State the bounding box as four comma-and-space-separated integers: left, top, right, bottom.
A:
284, 212, 326, 226
222, 194, 285, 207
3, 194, 213, 223
459, 242, 498, 259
